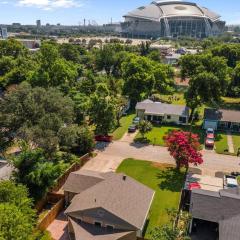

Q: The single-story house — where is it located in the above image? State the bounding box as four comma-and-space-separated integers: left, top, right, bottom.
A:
163, 53, 181, 65
203, 108, 240, 132
189, 187, 240, 240
136, 100, 190, 125
64, 170, 155, 240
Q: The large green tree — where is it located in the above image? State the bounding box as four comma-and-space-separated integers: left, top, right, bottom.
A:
0, 82, 75, 155
0, 181, 36, 240
122, 55, 155, 105
89, 84, 117, 135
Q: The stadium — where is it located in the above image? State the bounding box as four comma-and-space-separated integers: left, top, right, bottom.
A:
121, 0, 225, 39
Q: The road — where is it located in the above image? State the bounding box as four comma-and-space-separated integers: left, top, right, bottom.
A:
83, 140, 240, 176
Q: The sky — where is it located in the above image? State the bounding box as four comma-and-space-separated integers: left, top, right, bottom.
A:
0, 0, 239, 26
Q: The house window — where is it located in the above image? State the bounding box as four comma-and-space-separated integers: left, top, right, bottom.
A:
94, 222, 102, 227
179, 116, 186, 123
167, 115, 171, 120
106, 225, 114, 231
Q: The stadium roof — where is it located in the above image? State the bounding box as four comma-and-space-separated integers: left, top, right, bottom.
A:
124, 0, 221, 22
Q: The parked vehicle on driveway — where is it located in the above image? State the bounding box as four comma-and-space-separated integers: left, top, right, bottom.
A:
128, 125, 137, 133
206, 128, 215, 135
205, 133, 215, 148
95, 135, 113, 142
133, 117, 140, 125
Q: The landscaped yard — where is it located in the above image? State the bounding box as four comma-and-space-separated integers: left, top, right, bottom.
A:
112, 113, 135, 140
117, 159, 185, 238
135, 125, 204, 146
232, 133, 240, 155
215, 132, 229, 154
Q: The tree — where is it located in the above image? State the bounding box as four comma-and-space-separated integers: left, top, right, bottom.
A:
89, 84, 117, 135
11, 148, 67, 200
150, 209, 191, 240
0, 82, 75, 155
0, 39, 27, 58
138, 120, 152, 139
0, 181, 36, 240
164, 130, 203, 171
58, 124, 95, 154
122, 55, 155, 105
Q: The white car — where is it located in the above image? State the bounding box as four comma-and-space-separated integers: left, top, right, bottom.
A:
206, 128, 214, 135
133, 117, 140, 125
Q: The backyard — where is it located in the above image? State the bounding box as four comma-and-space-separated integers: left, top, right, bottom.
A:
135, 124, 204, 146
117, 159, 185, 238
112, 112, 135, 140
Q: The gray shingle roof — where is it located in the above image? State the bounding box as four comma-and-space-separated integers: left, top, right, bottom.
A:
191, 188, 240, 240
63, 170, 107, 194
204, 108, 240, 123
65, 172, 155, 230
136, 101, 189, 117
69, 217, 135, 240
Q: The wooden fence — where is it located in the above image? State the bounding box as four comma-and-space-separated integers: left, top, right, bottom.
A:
50, 153, 90, 193
38, 197, 65, 231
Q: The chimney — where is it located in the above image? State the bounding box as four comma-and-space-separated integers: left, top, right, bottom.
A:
123, 175, 127, 181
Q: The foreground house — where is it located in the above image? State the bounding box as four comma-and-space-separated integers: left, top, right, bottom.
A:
63, 170, 155, 240
184, 173, 240, 239
203, 108, 240, 132
136, 100, 189, 125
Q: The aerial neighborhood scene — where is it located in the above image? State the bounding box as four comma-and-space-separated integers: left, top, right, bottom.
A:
1, 0, 240, 239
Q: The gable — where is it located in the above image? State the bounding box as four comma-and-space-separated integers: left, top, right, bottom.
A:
67, 207, 137, 231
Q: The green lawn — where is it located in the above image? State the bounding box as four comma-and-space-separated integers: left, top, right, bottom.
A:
232, 133, 240, 155
135, 125, 204, 146
112, 113, 135, 140
117, 159, 185, 238
215, 132, 229, 154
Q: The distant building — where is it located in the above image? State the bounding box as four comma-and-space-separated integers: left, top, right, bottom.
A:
0, 28, 8, 39
122, 0, 225, 39
36, 20, 41, 28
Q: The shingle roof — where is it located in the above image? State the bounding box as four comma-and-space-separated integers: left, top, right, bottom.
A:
191, 188, 240, 239
204, 108, 240, 123
65, 173, 155, 230
69, 218, 135, 240
63, 170, 107, 194
136, 101, 189, 117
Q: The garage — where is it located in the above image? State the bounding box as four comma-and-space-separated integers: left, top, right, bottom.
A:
203, 120, 218, 130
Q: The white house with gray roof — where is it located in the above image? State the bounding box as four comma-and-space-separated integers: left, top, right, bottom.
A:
64, 170, 155, 240
136, 99, 189, 125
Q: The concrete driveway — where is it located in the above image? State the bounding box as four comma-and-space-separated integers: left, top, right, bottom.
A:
82, 140, 240, 176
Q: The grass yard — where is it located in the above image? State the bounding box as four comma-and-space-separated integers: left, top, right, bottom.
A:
117, 159, 185, 238
135, 125, 204, 146
112, 113, 135, 140
215, 132, 229, 154
232, 133, 240, 155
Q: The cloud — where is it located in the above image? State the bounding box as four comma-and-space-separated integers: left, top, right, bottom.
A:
17, 0, 83, 10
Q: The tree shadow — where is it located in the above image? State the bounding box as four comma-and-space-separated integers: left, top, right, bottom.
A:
157, 167, 185, 192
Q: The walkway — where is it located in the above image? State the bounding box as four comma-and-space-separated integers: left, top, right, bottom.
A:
82, 140, 240, 176
47, 212, 68, 240
227, 132, 235, 154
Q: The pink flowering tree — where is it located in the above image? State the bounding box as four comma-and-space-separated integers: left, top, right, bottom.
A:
164, 130, 203, 171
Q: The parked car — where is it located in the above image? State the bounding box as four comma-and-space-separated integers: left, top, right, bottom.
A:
205, 133, 215, 148
95, 135, 113, 142
206, 128, 215, 135
133, 117, 140, 125
128, 125, 137, 133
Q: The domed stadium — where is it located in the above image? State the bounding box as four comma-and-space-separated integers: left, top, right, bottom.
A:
121, 0, 225, 39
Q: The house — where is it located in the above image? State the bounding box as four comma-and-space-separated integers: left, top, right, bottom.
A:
163, 53, 181, 65
183, 173, 240, 239
189, 187, 240, 240
136, 100, 189, 125
203, 108, 240, 132
63, 170, 155, 240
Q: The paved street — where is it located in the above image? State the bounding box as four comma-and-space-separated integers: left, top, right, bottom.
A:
83, 140, 240, 176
